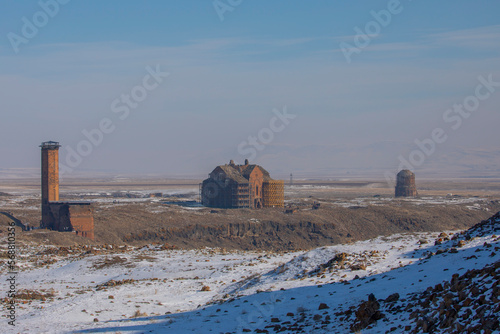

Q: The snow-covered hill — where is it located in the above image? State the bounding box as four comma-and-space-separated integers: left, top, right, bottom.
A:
1, 213, 499, 333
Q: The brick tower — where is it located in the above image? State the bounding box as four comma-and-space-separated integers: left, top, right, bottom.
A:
40, 141, 61, 228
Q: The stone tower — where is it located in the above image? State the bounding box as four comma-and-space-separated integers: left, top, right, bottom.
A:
395, 169, 417, 197
40, 141, 61, 227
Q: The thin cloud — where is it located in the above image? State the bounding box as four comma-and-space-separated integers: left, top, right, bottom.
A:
429, 24, 500, 49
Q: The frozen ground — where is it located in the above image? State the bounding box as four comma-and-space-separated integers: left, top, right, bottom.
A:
0, 185, 493, 210
322, 195, 490, 209
1, 214, 499, 333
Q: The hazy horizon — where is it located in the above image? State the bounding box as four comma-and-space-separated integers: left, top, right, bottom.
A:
1, 1, 499, 180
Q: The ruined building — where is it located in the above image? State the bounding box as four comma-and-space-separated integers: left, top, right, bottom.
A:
395, 169, 417, 197
40, 141, 95, 240
201, 160, 284, 209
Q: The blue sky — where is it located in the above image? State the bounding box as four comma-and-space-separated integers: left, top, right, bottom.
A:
1, 1, 499, 178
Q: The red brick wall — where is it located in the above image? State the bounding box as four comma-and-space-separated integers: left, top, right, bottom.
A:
69, 205, 95, 240
41, 147, 59, 228
248, 168, 264, 208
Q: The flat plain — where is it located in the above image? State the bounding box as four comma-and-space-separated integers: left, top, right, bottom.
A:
1, 177, 499, 249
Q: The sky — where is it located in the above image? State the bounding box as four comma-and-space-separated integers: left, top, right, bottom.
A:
1, 0, 499, 179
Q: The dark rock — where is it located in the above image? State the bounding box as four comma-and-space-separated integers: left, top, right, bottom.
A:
318, 303, 329, 310
350, 294, 384, 331
385, 293, 400, 303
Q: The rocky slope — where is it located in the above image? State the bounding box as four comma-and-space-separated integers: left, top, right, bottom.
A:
242, 212, 500, 333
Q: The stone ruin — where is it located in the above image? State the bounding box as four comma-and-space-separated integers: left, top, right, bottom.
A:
40, 141, 95, 240
395, 169, 417, 197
